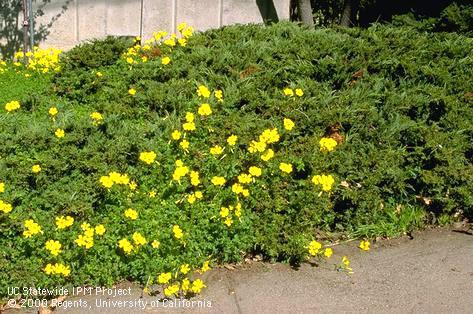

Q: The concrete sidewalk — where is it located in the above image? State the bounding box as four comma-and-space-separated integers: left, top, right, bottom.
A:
6, 227, 473, 313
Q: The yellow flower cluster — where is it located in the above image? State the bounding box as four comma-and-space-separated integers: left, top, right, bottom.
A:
173, 225, 184, 239
0, 200, 13, 214
172, 160, 189, 182
359, 240, 370, 251
44, 263, 70, 277
124, 208, 138, 220
211, 176, 226, 186
139, 151, 157, 165
23, 219, 42, 238
5, 100, 21, 112
118, 238, 134, 255
198, 103, 212, 116
341, 256, 354, 274
55, 215, 74, 229
283, 87, 303, 97
122, 23, 193, 66
90, 112, 103, 125
311, 174, 335, 192
45, 240, 62, 256
279, 162, 293, 174
319, 137, 338, 152
14, 47, 62, 73
219, 202, 242, 227
32, 164, 41, 173
75, 223, 96, 249
308, 240, 322, 256
55, 128, 65, 138
100, 171, 131, 188
187, 191, 203, 204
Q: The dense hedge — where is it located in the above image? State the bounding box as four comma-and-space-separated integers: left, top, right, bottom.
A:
1, 22, 472, 295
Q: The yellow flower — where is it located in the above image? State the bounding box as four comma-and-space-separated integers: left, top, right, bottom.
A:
49, 107, 58, 116
191, 279, 206, 294
238, 173, 252, 184
182, 27, 194, 38
148, 191, 156, 198
220, 207, 229, 218
32, 164, 41, 173
198, 103, 212, 116
181, 278, 190, 292
279, 162, 293, 174
359, 240, 370, 251
173, 225, 183, 239
197, 85, 210, 98
224, 217, 233, 227
180, 264, 190, 274
283, 118, 295, 131
128, 88, 136, 96
126, 57, 134, 64
0, 182, 4, 193
99, 175, 113, 188
139, 151, 157, 165
259, 128, 280, 144
324, 248, 333, 258
248, 140, 266, 153
55, 128, 65, 138
185, 112, 195, 122
201, 261, 210, 273
177, 22, 187, 32
0, 200, 13, 214
45, 240, 62, 256
5, 100, 21, 112
227, 134, 238, 146
295, 88, 304, 97
81, 222, 91, 231
308, 240, 322, 256
23, 219, 42, 238
178, 38, 187, 46
96, 71, 103, 77
211, 176, 226, 186
231, 183, 244, 194
210, 145, 223, 155
311, 174, 335, 192
187, 194, 196, 204
342, 256, 350, 266
95, 224, 106, 235
132, 232, 147, 246
158, 272, 172, 284
195, 191, 203, 199
234, 203, 242, 218
124, 208, 138, 220
44, 263, 70, 277
183, 121, 196, 131
261, 149, 274, 161
164, 284, 180, 297
90, 112, 103, 125
215, 89, 223, 102
249, 166, 262, 177
161, 56, 171, 65
180, 139, 190, 150
189, 171, 200, 186
164, 38, 176, 47
129, 181, 137, 191
151, 240, 160, 248
283, 88, 294, 96
118, 239, 134, 255
55, 216, 74, 229
319, 137, 338, 152
173, 165, 189, 181
171, 130, 181, 140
